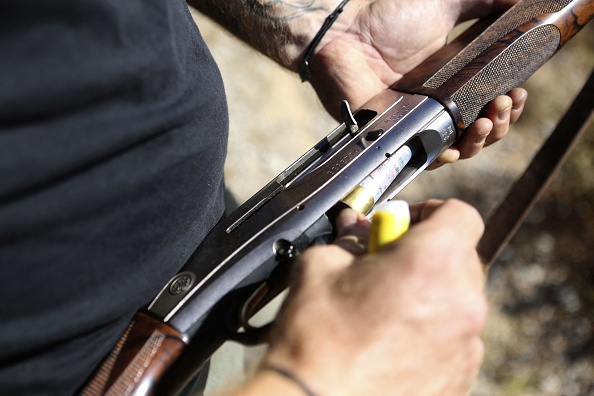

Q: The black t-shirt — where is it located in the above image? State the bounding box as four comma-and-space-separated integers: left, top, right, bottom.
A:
0, 1, 228, 394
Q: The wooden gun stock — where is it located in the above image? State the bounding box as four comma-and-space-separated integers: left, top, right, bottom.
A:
81, 1, 593, 395
81, 313, 188, 396
394, 0, 594, 131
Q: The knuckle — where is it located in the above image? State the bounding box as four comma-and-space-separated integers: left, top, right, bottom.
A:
334, 234, 367, 256
462, 295, 489, 335
443, 199, 484, 233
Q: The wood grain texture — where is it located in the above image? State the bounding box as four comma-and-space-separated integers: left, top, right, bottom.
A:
81, 312, 187, 396
393, 0, 594, 130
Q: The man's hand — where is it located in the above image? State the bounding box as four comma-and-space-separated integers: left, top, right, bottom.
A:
191, 0, 528, 164
307, 0, 527, 164
240, 200, 488, 396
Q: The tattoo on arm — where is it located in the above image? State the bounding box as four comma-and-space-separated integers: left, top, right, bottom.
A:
245, 0, 323, 21
187, 0, 329, 67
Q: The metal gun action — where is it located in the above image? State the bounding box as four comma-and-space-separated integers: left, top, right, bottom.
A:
82, 1, 594, 394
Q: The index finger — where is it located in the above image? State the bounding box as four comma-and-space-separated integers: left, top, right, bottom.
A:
333, 208, 371, 256
409, 199, 485, 245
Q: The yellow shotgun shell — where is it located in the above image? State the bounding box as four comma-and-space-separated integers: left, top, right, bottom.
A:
368, 200, 410, 254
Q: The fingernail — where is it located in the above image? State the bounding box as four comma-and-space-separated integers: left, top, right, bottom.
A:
498, 106, 511, 121
475, 133, 488, 144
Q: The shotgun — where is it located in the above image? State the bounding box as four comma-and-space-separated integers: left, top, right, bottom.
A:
82, 0, 594, 394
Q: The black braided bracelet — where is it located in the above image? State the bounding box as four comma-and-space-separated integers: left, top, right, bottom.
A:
263, 364, 319, 396
298, 0, 350, 82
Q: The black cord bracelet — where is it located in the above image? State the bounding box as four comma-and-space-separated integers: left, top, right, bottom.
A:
263, 364, 319, 396
299, 0, 350, 82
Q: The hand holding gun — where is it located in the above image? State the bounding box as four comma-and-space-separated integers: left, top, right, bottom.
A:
82, 0, 594, 394
255, 199, 486, 396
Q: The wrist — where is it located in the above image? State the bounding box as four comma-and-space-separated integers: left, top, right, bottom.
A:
190, 0, 360, 76
297, 0, 350, 81
283, 0, 360, 74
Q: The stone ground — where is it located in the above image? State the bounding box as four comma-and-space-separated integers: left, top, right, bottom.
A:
192, 10, 594, 395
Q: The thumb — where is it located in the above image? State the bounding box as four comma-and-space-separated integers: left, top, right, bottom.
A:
333, 208, 371, 256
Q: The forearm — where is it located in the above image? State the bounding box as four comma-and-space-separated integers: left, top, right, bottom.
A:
186, 0, 357, 71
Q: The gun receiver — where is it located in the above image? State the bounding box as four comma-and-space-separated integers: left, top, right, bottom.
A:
82, 0, 594, 394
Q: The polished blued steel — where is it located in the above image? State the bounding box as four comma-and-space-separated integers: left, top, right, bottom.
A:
147, 92, 456, 333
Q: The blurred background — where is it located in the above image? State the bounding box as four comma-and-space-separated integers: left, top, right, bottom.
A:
192, 9, 594, 395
